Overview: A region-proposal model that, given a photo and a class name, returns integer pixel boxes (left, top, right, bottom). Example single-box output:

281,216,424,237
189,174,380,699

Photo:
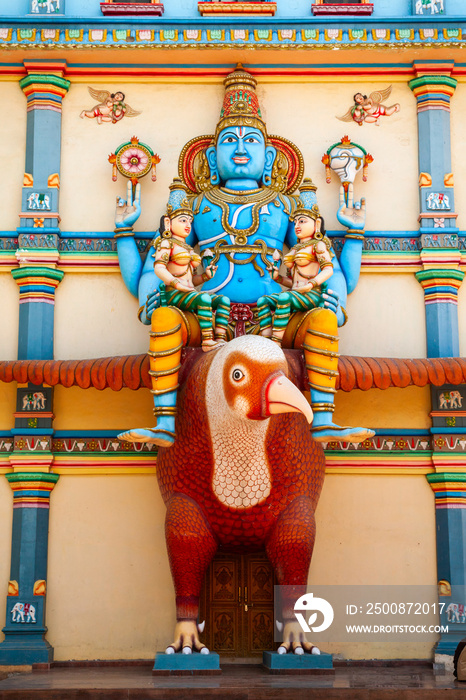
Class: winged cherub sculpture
338,87,400,127
79,87,141,124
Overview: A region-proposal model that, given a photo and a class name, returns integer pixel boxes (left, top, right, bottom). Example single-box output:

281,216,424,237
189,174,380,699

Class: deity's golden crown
215,63,267,141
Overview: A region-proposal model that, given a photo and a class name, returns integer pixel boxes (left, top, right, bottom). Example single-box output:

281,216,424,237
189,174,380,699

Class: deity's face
215,126,267,183
166,214,192,239
294,215,317,240
114,92,124,102
354,93,365,105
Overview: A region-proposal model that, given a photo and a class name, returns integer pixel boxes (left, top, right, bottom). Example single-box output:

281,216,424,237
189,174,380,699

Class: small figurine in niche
80,87,141,124
257,180,334,345
415,0,444,14
153,181,231,352
338,87,400,127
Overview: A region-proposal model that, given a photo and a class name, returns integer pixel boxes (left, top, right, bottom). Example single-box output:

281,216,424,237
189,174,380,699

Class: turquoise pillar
410,61,466,657
0,60,68,666
0,471,59,664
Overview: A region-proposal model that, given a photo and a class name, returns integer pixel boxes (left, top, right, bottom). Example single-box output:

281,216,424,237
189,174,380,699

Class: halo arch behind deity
178,133,304,195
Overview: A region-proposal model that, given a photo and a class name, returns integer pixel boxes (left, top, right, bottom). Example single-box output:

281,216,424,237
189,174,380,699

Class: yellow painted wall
340,273,427,358
60,81,418,234
53,386,153,431
53,269,428,362
263,81,418,233
0,383,16,433
54,273,148,359
0,83,26,232
335,385,431,430
0,274,19,361
44,470,436,660
0,478,13,644
52,384,431,434
311,474,437,658
0,75,435,662
60,82,224,234
46,475,174,660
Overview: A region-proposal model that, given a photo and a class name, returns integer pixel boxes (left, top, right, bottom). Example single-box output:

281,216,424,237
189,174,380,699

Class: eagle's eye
232,368,245,382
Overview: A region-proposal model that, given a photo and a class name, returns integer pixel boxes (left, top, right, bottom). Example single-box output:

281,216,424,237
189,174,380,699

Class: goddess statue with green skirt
153,179,230,352
257,180,334,345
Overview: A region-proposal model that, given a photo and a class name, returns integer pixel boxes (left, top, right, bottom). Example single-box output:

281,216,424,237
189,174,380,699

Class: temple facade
1,0,466,666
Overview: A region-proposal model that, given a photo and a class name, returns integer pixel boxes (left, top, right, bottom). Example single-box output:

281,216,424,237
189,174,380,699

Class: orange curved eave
0,352,465,392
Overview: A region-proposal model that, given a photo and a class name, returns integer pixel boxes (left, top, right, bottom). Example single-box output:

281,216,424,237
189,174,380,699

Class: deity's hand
337,184,366,231
115,181,141,230
319,287,339,316
294,282,314,294
205,264,217,280
145,290,160,321
174,279,195,292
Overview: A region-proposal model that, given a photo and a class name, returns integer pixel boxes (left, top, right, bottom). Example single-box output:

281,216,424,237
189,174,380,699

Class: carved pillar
0,467,59,664
19,60,69,235
410,61,462,359
410,61,466,658
14,60,69,361
0,61,68,666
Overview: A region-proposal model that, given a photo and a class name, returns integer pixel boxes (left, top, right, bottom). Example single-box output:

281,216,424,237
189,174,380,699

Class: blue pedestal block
0,631,53,665
263,651,334,674
152,651,221,675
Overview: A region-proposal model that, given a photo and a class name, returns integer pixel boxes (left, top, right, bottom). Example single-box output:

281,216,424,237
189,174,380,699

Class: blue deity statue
115,64,373,446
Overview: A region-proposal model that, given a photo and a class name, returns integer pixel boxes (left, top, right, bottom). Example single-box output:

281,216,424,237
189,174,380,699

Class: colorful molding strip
416,269,465,306
427,473,466,509
409,75,458,113
198,2,277,16
11,267,64,306
312,3,373,16
0,26,465,50
5,472,59,510
100,1,164,16
0,432,440,476
19,74,70,115
1,353,466,393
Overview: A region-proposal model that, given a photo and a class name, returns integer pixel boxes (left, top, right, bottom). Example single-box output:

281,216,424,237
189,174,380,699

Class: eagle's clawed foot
165,620,210,655
276,620,320,656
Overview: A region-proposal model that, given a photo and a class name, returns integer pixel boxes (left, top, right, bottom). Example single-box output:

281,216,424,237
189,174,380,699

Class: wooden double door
199,552,276,658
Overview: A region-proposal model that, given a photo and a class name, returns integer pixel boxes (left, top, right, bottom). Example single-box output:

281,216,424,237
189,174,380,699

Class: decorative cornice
311,4,374,16
100,2,164,16
0,23,465,51
416,268,465,305
5,472,59,509
0,352,465,393
198,2,277,16
427,472,466,509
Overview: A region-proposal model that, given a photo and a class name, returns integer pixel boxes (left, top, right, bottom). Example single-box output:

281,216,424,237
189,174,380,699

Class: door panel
200,551,276,657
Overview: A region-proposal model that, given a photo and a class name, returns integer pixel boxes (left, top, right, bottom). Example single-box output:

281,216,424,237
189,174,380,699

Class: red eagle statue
157,334,326,656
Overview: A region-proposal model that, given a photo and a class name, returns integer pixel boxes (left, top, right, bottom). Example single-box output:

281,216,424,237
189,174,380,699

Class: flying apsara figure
338,87,400,127
79,87,141,124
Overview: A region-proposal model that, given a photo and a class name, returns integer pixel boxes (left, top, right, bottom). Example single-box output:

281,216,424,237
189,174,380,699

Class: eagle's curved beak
264,373,313,424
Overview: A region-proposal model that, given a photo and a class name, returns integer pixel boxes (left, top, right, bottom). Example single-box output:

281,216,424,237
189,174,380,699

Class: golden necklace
204,187,279,244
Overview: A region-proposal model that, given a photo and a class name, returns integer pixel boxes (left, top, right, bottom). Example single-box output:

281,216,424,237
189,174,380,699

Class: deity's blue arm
115,182,144,299
338,237,363,295
138,245,160,325
335,189,366,295
115,237,143,299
